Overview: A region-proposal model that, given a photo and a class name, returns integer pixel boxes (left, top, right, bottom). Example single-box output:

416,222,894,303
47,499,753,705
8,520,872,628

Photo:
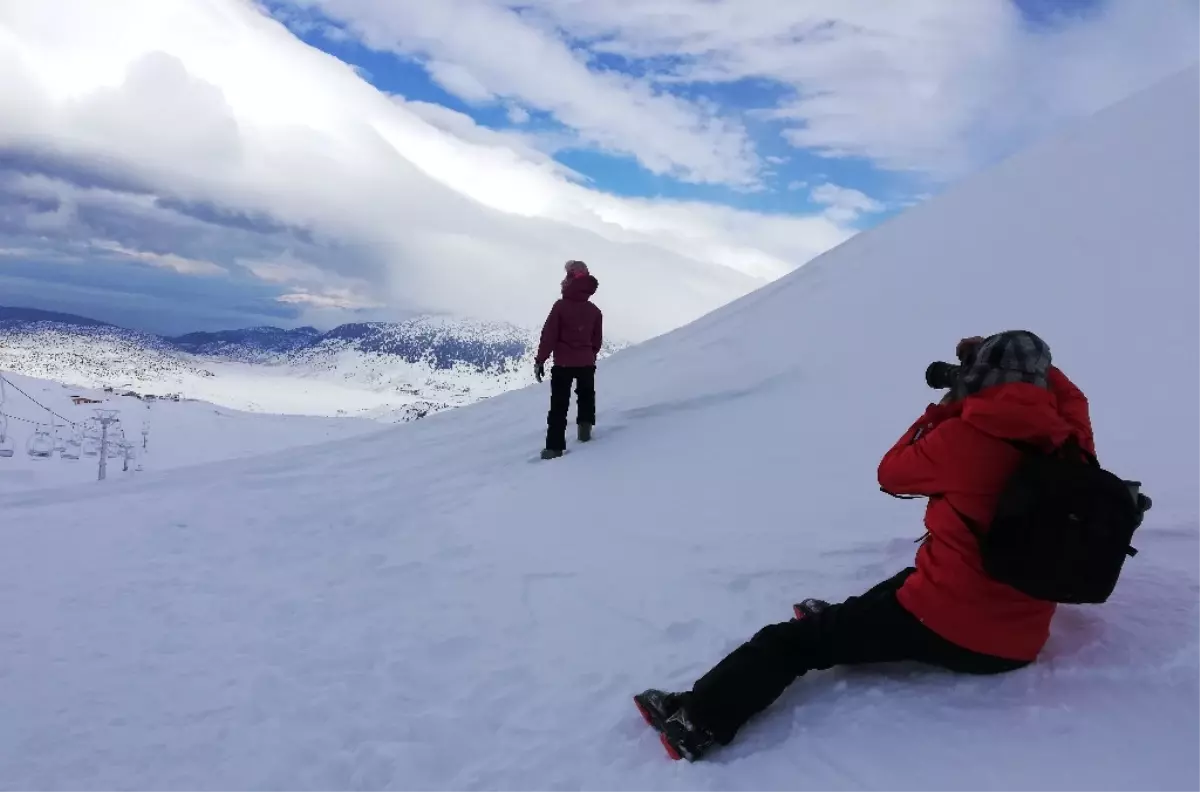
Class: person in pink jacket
535,260,603,459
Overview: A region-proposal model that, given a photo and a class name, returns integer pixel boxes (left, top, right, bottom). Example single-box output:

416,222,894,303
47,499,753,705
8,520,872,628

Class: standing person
632,330,1150,762
535,260,602,460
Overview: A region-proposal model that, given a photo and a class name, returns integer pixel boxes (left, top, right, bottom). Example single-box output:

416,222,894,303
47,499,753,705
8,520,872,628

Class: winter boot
792,598,830,621
541,448,564,460
633,689,716,762
577,423,593,442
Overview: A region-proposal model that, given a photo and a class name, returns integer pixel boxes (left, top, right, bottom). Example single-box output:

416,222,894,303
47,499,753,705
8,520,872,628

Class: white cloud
0,0,859,340
92,240,227,276
276,288,381,310
238,251,331,286
285,0,762,186
238,250,380,310
362,0,1196,180
506,103,531,125
809,182,885,224
424,59,495,103
397,97,577,176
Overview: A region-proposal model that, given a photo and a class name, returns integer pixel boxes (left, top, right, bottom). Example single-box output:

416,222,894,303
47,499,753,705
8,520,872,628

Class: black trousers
686,569,1030,745
545,365,596,451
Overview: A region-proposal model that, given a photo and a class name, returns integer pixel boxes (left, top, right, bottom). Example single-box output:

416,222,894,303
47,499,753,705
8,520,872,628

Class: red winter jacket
878,367,1095,661
535,275,603,368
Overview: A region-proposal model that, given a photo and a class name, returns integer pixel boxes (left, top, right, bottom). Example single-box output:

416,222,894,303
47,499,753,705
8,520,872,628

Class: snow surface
0,372,385,493
0,66,1197,790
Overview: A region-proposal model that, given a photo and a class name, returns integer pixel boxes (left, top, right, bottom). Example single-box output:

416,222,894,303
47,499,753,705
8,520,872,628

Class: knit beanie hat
953,330,1052,400
564,259,589,278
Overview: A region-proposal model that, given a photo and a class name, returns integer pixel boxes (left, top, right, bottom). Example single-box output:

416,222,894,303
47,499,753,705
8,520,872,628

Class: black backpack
961,438,1150,604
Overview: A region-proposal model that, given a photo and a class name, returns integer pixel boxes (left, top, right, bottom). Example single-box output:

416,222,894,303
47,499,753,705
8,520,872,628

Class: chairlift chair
82,419,101,457
0,416,12,459
61,426,83,460
27,425,55,459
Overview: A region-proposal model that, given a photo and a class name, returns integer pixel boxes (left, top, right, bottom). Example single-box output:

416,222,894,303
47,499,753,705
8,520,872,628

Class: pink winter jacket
535,275,602,367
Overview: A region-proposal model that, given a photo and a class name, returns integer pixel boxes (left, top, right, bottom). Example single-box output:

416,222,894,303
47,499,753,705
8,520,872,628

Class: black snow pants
685,568,1030,745
545,365,596,452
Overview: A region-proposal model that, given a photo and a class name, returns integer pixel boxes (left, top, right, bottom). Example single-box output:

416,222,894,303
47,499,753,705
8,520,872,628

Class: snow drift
0,66,1197,790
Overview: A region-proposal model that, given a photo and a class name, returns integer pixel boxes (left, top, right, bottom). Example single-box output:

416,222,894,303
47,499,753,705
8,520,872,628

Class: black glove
534,361,545,383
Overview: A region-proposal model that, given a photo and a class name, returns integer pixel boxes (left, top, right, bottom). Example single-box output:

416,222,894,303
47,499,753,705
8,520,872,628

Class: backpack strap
1037,435,1099,467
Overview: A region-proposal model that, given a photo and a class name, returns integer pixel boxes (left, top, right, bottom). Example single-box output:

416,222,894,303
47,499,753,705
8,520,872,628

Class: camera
925,361,961,390
925,338,982,390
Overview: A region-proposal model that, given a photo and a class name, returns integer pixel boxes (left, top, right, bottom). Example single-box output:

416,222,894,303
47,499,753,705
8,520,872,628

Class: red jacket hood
959,382,1076,451
562,275,598,301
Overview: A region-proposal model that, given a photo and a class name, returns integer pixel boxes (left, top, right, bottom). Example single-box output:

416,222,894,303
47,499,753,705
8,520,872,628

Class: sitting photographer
634,330,1111,761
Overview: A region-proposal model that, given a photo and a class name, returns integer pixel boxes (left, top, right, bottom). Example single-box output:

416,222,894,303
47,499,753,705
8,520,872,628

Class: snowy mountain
168,325,323,359
0,308,625,421
0,65,1196,790
165,315,553,370
0,306,117,328
0,309,209,387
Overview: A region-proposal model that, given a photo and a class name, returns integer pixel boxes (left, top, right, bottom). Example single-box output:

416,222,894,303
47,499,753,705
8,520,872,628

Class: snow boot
792,598,830,621
577,423,593,443
633,689,716,762
541,448,564,460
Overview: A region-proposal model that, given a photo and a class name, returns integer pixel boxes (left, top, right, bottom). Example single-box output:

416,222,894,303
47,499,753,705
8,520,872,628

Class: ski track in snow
0,67,1198,790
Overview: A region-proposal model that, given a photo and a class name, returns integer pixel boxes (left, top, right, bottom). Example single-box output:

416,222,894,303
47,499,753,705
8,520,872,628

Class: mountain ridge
0,304,627,421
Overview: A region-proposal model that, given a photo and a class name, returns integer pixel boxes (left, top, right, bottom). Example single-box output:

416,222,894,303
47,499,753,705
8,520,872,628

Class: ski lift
62,433,82,460
0,415,12,458
120,439,136,472
107,427,126,458
82,421,101,457
61,426,83,460
27,424,55,459
53,424,67,453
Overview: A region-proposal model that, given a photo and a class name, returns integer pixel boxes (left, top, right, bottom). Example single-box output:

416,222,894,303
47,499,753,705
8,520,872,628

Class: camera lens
925,361,960,390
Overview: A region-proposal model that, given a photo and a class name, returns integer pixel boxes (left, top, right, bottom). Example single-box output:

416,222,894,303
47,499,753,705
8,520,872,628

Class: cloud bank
0,0,856,338
0,0,1194,337
293,0,1197,178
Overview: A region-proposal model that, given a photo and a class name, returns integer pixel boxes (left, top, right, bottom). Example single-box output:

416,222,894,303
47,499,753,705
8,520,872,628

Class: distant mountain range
0,306,562,370
0,306,118,328
0,306,627,421
169,325,323,358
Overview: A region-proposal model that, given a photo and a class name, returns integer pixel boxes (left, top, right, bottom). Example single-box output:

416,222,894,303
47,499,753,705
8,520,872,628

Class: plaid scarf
952,330,1052,400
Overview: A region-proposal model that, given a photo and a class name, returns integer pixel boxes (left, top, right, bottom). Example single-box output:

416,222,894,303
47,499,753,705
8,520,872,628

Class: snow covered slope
0,66,1197,790
0,372,385,493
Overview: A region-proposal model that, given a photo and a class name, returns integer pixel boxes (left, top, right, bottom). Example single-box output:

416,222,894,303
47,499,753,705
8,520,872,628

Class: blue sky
272,3,914,219
0,0,1195,337
266,0,1121,217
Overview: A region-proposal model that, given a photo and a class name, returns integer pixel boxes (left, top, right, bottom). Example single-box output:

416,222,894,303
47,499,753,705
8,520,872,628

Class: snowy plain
0,65,1197,790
